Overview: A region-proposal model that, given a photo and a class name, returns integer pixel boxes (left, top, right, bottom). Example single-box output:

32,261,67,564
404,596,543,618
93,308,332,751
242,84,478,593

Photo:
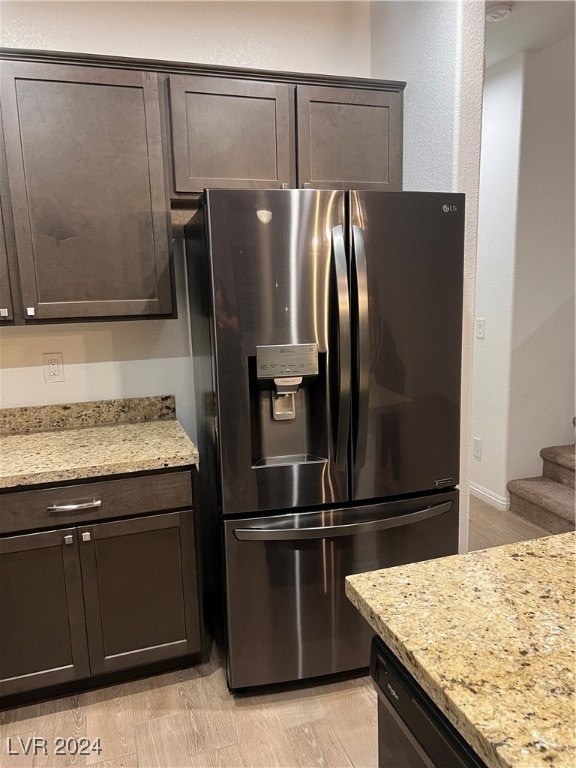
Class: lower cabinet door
0,528,90,696
78,511,201,675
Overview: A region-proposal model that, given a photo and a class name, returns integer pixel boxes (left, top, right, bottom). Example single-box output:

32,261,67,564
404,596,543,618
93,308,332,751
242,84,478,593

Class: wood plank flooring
0,665,377,768
1,500,550,768
467,494,548,551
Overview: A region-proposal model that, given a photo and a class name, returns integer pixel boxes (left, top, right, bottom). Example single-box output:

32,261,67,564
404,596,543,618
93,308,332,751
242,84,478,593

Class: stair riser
542,459,575,489
509,492,575,535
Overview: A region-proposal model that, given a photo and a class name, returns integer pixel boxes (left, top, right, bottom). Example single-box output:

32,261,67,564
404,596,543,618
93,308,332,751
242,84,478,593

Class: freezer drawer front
223,490,458,689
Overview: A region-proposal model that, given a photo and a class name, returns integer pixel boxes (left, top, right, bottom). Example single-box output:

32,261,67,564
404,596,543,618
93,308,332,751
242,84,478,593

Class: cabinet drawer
0,471,192,535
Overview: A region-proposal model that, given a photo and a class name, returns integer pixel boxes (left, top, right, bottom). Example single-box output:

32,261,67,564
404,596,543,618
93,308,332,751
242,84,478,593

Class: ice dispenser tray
250,344,327,468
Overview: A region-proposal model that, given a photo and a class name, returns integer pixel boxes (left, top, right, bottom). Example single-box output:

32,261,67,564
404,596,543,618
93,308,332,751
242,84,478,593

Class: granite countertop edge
345,533,575,768
0,418,199,490
345,580,501,767
0,453,198,490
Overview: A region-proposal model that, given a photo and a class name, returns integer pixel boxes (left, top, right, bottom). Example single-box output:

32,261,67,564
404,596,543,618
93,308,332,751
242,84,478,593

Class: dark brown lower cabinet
0,528,89,696
80,511,200,675
0,510,201,698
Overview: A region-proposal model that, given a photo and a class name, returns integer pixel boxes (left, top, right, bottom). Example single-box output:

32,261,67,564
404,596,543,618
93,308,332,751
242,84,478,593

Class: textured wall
472,35,575,504
472,54,525,506
370,0,457,192
0,1,371,437
370,1,486,550
508,35,575,480
0,1,371,76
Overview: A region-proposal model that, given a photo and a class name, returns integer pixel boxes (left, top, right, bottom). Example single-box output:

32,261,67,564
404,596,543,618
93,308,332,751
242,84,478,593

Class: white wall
472,35,575,505
0,1,371,77
0,241,199,434
471,53,525,506
370,1,486,551
508,34,575,479
0,1,372,438
371,0,457,191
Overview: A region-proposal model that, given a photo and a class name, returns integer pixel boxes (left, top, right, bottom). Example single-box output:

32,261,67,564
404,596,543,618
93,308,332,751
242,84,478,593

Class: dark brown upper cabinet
0,62,173,321
169,75,292,194
296,85,403,191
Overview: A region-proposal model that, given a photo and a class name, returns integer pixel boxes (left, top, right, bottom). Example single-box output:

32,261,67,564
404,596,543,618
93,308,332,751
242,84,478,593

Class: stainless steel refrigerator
186,189,464,690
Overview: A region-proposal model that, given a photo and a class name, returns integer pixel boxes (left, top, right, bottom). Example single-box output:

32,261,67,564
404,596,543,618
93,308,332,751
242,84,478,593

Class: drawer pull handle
47,500,102,514
63,534,74,546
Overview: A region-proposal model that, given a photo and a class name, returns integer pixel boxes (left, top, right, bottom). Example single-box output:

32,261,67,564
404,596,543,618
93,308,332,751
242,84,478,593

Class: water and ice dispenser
249,343,327,467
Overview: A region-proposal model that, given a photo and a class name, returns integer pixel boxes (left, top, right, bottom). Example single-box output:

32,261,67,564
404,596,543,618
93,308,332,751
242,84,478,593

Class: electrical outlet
472,437,482,459
475,318,485,339
42,353,65,383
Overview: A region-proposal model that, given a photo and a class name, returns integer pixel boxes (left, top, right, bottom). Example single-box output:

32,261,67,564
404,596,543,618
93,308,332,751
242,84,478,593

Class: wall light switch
475,318,485,339
42,352,65,383
472,437,482,459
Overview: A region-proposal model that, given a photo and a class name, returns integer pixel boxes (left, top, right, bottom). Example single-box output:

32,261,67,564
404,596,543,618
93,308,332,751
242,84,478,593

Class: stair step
507,476,575,534
540,444,575,489
540,444,575,469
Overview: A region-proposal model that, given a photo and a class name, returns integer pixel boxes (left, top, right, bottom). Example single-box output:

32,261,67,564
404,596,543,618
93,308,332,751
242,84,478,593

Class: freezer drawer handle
233,500,452,541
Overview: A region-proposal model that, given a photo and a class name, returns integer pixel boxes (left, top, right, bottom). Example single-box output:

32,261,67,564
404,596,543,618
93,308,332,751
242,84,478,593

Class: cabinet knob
64,534,74,546
0,308,9,317
26,307,36,316
81,531,91,543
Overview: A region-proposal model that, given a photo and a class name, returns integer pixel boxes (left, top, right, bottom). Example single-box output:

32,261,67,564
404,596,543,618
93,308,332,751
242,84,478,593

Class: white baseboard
470,482,509,511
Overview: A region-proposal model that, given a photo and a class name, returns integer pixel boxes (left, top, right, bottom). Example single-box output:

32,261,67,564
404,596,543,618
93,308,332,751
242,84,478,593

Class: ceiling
484,0,575,68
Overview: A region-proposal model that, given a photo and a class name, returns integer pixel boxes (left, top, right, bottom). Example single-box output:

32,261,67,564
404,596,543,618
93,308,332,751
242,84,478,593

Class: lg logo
443,204,458,213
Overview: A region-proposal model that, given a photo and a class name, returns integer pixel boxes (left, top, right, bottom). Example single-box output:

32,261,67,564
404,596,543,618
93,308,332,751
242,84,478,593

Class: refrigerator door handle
331,225,351,471
233,501,452,541
352,224,370,470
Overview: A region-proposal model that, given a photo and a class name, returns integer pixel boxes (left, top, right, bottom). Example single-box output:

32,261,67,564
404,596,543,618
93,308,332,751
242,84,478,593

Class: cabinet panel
0,62,173,319
79,511,201,675
170,75,291,193
0,204,13,322
0,528,89,696
296,85,403,190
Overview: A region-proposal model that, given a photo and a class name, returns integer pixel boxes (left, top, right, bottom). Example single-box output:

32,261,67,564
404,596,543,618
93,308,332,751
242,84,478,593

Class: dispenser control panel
256,344,318,379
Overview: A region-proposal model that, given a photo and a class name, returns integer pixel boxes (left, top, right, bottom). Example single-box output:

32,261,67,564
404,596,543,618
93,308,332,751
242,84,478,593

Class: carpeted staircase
507,444,575,534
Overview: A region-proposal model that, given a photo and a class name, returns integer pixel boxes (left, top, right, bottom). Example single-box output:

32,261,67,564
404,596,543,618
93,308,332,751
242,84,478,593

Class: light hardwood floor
0,500,549,768
467,494,548,551
0,661,377,768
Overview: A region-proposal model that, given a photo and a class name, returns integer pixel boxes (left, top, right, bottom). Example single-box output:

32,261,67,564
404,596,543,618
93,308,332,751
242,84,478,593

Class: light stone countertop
345,532,575,768
0,397,198,489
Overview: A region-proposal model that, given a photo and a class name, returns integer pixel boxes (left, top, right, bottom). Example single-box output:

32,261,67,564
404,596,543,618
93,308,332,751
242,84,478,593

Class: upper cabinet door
169,75,292,194
0,62,173,320
0,204,14,323
296,85,403,191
